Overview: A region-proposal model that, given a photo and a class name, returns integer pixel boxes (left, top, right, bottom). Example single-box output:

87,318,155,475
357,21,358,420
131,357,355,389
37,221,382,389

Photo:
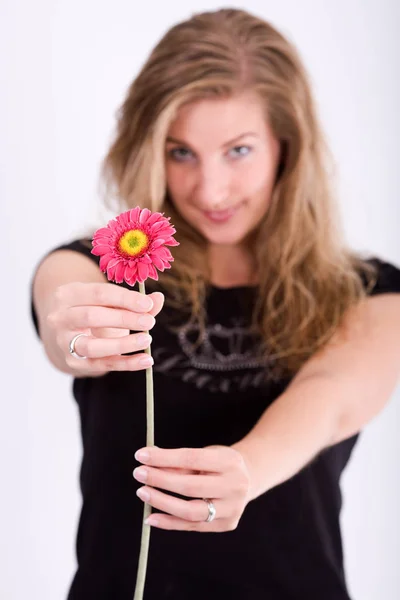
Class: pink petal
150,238,165,250
99,253,114,271
92,237,114,247
164,237,179,247
148,264,159,280
164,225,177,234
151,226,176,239
93,227,113,239
139,208,151,224
137,261,150,282
114,261,127,283
150,253,165,271
106,257,122,269
107,262,119,281
139,254,152,264
118,211,131,228
129,207,141,223
107,219,119,233
125,264,138,283
149,220,170,234
146,212,163,226
92,244,114,256
156,247,173,261
125,276,138,287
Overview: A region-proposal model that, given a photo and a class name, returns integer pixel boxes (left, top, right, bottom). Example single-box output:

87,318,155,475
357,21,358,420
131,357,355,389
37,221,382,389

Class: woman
31,8,400,600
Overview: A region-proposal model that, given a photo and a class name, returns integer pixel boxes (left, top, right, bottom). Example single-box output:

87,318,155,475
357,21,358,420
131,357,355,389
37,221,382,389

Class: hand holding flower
47,283,163,375
134,445,252,532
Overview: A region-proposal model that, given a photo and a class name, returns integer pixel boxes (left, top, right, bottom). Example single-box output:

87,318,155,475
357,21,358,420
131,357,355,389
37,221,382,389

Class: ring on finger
202,498,217,523
69,333,89,359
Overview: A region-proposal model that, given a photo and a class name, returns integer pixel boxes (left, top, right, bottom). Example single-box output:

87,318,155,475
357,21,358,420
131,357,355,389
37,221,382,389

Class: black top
31,240,400,600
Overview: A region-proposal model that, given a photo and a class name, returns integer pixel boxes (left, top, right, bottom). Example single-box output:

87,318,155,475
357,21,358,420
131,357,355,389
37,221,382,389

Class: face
165,91,281,247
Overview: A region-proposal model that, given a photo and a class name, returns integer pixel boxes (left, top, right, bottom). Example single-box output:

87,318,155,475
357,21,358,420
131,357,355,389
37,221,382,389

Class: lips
203,203,242,223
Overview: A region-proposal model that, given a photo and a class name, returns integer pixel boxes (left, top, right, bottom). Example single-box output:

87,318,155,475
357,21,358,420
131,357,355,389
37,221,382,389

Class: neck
207,243,258,288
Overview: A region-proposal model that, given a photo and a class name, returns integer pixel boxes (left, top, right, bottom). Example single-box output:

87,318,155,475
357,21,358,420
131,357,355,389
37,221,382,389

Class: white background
1,1,399,598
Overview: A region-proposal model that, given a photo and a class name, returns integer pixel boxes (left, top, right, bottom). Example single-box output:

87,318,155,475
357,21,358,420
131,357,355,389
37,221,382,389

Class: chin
199,227,249,246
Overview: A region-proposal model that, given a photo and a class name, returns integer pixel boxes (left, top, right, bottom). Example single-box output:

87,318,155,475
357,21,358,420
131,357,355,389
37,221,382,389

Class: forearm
233,296,400,501
233,374,341,501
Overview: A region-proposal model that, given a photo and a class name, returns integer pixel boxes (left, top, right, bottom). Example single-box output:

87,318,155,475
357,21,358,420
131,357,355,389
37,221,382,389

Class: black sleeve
54,238,98,264
364,257,400,296
30,238,98,337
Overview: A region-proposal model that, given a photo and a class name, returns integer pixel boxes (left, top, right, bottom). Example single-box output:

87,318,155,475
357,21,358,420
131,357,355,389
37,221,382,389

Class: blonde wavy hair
100,8,376,379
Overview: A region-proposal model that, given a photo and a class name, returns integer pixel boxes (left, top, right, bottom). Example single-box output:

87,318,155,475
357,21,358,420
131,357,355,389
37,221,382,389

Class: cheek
166,165,193,202
165,164,179,194
236,157,275,200
165,167,195,220
166,160,193,184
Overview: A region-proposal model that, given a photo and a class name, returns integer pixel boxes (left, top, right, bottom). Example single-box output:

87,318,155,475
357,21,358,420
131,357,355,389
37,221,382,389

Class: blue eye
229,145,252,158
168,147,194,162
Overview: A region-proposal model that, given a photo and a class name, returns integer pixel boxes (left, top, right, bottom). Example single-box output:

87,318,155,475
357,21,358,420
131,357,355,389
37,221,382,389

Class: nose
193,161,231,210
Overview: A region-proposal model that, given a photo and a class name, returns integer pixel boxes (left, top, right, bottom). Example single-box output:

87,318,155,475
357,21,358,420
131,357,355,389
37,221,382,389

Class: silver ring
202,498,216,523
69,333,89,359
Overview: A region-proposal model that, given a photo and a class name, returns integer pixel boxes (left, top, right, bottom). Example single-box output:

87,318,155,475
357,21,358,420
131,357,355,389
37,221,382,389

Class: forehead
167,91,268,142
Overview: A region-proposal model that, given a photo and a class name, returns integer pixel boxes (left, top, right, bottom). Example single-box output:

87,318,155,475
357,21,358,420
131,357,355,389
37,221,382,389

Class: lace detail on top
152,312,272,393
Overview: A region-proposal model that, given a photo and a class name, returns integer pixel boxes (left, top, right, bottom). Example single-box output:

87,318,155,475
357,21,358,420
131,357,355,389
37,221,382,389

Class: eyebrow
165,132,258,147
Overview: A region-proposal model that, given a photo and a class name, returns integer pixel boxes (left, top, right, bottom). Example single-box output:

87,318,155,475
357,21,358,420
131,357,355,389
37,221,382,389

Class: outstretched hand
133,445,252,532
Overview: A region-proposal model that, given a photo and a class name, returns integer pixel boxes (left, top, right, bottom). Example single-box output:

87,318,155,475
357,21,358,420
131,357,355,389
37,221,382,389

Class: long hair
100,8,376,379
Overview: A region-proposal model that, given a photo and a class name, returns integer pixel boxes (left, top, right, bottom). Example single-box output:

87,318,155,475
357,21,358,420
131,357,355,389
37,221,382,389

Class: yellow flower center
118,229,148,256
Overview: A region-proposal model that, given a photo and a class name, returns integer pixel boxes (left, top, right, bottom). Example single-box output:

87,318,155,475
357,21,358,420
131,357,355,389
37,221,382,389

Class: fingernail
139,356,154,367
136,487,150,502
133,467,148,482
137,333,152,345
138,315,154,328
145,516,159,526
137,296,153,310
135,449,150,462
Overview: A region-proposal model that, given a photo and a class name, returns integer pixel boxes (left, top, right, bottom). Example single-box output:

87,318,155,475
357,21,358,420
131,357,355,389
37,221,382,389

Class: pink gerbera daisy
91,207,179,285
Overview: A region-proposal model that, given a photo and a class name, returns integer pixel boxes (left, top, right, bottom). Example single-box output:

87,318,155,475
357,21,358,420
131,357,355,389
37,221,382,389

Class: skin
131,94,400,531
33,251,165,377
165,91,281,287
34,93,400,534
135,293,400,530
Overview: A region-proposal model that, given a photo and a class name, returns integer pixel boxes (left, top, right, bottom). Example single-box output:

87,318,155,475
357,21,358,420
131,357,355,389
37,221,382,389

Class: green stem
133,280,154,600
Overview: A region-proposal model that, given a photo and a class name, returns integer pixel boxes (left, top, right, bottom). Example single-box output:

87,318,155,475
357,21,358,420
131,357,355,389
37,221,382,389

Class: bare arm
32,249,164,377
233,294,400,500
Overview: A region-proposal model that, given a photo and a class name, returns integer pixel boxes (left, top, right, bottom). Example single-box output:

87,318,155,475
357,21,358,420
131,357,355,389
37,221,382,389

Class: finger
67,331,152,359
84,293,164,338
147,292,165,317
55,282,155,313
162,467,195,475
65,350,154,373
136,486,221,522
90,327,131,338
132,466,224,498
143,513,228,533
61,306,155,332
134,446,235,474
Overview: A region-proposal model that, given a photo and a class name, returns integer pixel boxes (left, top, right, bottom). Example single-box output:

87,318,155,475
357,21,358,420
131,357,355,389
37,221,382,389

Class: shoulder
50,237,98,264
360,257,400,296
33,237,100,278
